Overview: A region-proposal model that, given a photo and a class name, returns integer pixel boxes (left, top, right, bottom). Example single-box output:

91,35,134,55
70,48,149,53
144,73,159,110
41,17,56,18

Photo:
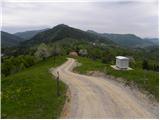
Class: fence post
104,67,106,73
57,71,60,96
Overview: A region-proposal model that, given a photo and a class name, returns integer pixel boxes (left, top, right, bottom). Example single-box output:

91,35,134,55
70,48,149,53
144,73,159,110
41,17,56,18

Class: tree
50,45,61,56
102,52,114,64
2,55,37,77
2,59,13,76
153,64,159,72
142,59,149,70
88,47,103,60
34,43,50,60
23,55,35,67
79,49,88,56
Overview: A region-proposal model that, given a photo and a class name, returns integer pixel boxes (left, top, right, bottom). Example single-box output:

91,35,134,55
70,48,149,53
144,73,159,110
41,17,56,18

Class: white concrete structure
116,56,129,69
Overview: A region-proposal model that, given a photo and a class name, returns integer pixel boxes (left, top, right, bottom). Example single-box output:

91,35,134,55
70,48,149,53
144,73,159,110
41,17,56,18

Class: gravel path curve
51,58,158,119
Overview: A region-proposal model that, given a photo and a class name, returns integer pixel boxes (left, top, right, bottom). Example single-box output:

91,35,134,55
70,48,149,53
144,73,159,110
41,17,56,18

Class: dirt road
51,58,158,119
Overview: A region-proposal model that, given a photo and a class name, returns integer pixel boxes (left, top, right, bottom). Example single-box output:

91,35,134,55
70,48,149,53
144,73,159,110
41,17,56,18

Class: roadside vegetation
1,56,67,118
74,56,159,100
2,55,37,77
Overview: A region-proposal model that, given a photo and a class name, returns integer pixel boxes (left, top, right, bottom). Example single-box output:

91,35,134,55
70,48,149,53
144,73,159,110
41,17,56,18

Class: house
69,51,78,56
116,56,129,69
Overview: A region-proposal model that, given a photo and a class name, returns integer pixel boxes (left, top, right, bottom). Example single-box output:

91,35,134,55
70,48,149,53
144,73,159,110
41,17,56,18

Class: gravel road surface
51,58,158,119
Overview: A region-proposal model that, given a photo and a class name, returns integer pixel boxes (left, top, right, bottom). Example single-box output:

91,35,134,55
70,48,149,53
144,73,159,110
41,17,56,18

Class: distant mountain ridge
14,28,49,40
2,24,158,49
23,24,113,46
1,31,24,48
87,30,158,48
102,33,154,48
143,38,159,44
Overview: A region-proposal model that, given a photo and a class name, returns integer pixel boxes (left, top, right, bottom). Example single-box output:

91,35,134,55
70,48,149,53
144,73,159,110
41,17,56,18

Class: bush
2,55,37,77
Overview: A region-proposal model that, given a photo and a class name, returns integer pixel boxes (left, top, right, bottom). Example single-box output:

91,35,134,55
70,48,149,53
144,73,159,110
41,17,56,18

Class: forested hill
2,24,159,51
87,30,157,48
1,31,24,48
14,28,49,40
143,38,159,44
102,33,154,48
23,24,114,46
2,24,158,49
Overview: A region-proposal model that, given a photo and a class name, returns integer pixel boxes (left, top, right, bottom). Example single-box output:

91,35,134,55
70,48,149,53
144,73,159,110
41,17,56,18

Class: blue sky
1,0,159,38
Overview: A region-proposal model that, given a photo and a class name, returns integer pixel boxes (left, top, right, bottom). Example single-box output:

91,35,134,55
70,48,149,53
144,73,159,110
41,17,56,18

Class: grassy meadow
1,56,67,118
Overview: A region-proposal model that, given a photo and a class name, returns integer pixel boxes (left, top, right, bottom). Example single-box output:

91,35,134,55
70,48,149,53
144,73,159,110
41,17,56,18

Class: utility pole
56,71,60,96
143,51,148,86
143,69,148,85
104,67,107,73
143,70,146,85
54,45,56,65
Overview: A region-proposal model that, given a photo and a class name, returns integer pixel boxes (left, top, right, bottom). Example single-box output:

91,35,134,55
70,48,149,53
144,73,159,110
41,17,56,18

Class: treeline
2,41,158,77
142,59,159,72
71,43,159,72
2,55,37,77
1,43,62,77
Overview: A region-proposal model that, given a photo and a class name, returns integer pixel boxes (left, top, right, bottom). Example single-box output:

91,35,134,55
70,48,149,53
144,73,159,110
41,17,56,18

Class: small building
69,51,78,56
116,56,129,69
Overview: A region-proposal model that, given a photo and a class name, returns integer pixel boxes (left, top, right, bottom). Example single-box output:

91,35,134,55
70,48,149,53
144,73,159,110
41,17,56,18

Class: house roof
116,56,129,60
69,51,78,56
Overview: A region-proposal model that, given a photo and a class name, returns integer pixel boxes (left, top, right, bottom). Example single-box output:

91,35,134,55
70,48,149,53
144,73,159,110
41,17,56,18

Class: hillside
23,24,114,46
143,38,159,44
14,28,49,40
9,24,157,49
1,31,24,48
87,30,156,48
101,33,154,48
1,56,67,118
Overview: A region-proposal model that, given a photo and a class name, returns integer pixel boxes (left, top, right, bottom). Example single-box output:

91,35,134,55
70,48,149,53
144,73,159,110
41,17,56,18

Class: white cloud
2,0,158,37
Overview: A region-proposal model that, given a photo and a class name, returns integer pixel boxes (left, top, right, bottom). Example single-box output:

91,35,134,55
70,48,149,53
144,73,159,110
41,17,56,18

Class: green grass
74,56,159,100
74,57,106,74
1,56,67,118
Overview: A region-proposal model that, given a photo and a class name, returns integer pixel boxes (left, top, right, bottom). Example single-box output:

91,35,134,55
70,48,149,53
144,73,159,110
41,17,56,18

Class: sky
1,0,159,38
